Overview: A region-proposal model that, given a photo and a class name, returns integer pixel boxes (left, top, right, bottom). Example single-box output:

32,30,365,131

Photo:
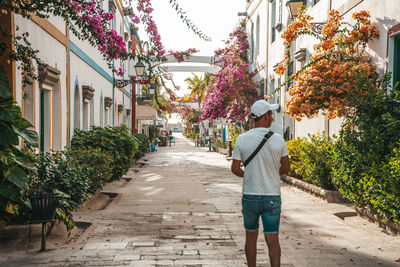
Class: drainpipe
67,26,71,146
324,0,332,138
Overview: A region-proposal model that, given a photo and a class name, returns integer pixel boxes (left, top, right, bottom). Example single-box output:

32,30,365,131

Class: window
250,22,255,61
83,102,88,130
256,16,260,57
313,0,320,6
393,35,400,89
260,80,265,97
271,1,276,43
286,61,294,91
73,85,80,130
100,96,104,127
269,79,275,104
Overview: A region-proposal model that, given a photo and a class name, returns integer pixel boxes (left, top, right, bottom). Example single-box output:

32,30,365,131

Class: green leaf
4,165,28,190
12,118,38,146
0,66,12,98
0,184,22,203
0,123,19,145
11,147,32,168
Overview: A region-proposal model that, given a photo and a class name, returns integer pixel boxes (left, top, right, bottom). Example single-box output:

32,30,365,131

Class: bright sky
137,0,245,122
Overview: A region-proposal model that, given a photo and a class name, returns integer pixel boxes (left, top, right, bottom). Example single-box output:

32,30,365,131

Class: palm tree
184,73,211,110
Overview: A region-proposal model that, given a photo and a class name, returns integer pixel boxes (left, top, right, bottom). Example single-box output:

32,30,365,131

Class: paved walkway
1,133,399,266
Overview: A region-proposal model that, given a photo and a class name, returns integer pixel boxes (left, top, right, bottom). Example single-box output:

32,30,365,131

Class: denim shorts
241,195,281,234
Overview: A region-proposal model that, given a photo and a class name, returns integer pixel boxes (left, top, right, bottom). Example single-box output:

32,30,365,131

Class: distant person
231,100,290,267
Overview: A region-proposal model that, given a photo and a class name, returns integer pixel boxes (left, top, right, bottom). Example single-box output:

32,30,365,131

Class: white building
244,0,400,139
3,0,148,152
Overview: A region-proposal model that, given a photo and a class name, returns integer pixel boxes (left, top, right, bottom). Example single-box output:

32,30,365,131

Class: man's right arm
231,159,244,177
279,155,290,175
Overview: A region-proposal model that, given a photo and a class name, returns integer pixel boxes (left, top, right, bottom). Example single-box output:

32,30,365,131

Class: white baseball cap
250,100,279,119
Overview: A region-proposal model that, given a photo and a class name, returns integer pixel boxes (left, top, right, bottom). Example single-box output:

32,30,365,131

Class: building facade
2,0,147,152
244,0,400,139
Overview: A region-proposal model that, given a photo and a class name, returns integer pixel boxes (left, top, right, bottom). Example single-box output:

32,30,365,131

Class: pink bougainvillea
168,48,199,62
135,0,166,60
200,28,258,122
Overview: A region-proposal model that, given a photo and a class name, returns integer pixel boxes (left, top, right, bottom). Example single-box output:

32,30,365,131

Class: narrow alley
1,134,399,266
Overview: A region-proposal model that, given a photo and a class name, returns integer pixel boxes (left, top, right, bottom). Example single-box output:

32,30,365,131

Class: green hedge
133,133,149,159
287,84,400,225
331,87,400,225
71,125,138,181
286,132,335,190
23,125,151,232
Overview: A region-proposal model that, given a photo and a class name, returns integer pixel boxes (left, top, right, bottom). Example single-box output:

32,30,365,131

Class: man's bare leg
264,233,281,267
245,230,258,267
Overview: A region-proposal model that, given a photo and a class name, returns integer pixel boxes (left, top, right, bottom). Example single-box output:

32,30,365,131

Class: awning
136,104,158,120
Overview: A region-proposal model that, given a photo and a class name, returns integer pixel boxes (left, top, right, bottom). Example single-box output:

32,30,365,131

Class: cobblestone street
1,134,399,266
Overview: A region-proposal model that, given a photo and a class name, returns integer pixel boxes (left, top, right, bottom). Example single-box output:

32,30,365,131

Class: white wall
14,14,68,150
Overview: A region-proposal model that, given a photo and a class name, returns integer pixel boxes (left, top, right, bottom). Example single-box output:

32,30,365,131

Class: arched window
22,78,34,126
250,21,255,61
52,82,61,150
90,98,95,127
100,96,104,127
73,85,80,130
256,16,260,57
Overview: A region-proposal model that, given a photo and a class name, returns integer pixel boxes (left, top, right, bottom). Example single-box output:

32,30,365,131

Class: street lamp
114,61,149,88
137,84,156,102
286,0,326,34
286,0,305,20
149,84,155,96
134,61,145,77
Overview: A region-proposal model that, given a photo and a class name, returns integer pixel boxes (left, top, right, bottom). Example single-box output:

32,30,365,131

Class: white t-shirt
232,127,289,195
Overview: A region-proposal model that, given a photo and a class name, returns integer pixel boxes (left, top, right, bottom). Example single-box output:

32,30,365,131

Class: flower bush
276,8,379,120
200,28,258,122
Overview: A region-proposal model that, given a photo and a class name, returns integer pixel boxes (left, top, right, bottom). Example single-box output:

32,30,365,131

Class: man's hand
231,159,244,177
279,155,290,175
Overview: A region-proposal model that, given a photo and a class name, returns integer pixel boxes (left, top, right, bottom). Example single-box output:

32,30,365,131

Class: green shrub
27,151,91,232
68,148,114,193
132,133,149,159
331,76,400,225
286,137,310,179
286,133,335,190
71,125,138,181
230,125,241,150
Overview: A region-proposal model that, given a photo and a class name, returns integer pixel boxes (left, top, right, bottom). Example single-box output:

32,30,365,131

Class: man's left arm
231,159,244,177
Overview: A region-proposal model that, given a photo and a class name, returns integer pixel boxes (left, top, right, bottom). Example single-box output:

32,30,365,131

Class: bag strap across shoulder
243,131,274,167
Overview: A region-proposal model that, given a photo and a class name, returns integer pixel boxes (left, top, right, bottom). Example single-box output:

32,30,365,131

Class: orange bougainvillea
276,7,379,120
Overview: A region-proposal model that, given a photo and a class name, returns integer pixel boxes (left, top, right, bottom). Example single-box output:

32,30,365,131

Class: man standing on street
231,100,290,267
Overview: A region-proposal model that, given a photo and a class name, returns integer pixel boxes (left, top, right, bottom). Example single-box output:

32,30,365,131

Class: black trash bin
29,193,60,251
30,193,60,223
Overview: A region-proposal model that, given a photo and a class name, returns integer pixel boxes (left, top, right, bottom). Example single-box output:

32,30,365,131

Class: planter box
281,175,345,203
